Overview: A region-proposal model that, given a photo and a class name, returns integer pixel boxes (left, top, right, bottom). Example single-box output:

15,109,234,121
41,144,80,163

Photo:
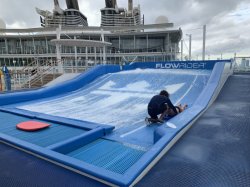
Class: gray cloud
141,0,248,25
0,0,249,58
0,0,52,27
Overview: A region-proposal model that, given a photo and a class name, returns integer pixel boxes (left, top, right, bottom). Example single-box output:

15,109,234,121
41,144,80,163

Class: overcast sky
0,0,250,59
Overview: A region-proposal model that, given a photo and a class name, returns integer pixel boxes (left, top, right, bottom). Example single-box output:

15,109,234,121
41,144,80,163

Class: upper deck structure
101,0,141,27
36,0,88,27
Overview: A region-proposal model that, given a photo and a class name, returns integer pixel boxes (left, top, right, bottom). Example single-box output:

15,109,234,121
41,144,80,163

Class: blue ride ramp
16,69,211,134
0,60,233,186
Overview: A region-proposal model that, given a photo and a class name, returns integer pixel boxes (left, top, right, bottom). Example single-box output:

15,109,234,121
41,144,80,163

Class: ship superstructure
101,0,141,27
36,0,88,27
0,0,182,78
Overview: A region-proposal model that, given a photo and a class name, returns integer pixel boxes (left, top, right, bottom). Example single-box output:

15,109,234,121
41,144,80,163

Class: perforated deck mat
137,74,250,187
0,142,108,187
66,139,145,174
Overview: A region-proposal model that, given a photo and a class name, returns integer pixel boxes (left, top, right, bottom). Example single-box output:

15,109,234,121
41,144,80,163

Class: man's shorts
148,106,158,119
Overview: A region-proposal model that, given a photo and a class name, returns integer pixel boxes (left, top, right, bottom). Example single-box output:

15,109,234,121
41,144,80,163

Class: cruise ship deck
1,0,250,186
1,60,248,186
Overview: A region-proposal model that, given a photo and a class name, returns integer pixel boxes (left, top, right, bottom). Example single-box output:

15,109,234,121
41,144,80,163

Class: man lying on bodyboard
146,90,187,125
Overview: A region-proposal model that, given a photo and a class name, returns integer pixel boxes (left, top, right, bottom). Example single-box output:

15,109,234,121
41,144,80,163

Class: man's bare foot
183,104,188,109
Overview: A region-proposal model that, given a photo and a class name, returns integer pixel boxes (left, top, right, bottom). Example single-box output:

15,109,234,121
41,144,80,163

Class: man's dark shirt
147,95,177,118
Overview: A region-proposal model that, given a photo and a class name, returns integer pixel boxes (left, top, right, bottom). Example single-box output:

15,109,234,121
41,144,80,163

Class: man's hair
160,90,169,97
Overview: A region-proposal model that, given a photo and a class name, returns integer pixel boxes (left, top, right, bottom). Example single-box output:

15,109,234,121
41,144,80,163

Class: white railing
20,59,60,89
234,57,250,73
10,59,102,90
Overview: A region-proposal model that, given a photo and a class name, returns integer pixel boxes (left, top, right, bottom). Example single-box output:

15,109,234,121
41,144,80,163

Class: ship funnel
128,0,133,12
54,0,60,7
66,0,79,10
105,0,117,8
53,0,64,14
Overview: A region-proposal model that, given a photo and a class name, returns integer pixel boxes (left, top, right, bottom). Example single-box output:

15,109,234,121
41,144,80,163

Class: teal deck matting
67,139,146,174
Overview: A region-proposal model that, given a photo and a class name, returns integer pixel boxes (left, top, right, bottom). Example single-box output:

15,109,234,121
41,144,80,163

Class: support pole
189,35,192,60
101,29,106,64
94,47,97,66
5,38,8,54
74,36,78,72
186,34,192,61
202,25,206,61
56,25,63,73
103,45,106,64
85,47,88,69
181,39,183,61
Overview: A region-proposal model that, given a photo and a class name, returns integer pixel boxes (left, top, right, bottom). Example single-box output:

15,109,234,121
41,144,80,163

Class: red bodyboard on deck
16,121,50,131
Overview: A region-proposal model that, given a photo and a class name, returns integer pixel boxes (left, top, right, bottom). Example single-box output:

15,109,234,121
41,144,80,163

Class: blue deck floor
1,73,249,186
0,142,108,187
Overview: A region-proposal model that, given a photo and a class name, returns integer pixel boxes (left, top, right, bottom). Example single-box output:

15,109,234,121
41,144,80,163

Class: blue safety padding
0,112,87,147
49,127,105,154
0,107,114,133
123,60,231,71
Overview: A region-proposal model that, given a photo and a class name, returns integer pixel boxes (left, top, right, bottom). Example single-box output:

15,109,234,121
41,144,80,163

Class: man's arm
159,109,168,120
166,98,178,114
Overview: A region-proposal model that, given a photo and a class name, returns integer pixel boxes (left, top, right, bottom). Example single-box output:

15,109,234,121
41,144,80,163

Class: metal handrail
20,59,39,72
21,59,60,88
